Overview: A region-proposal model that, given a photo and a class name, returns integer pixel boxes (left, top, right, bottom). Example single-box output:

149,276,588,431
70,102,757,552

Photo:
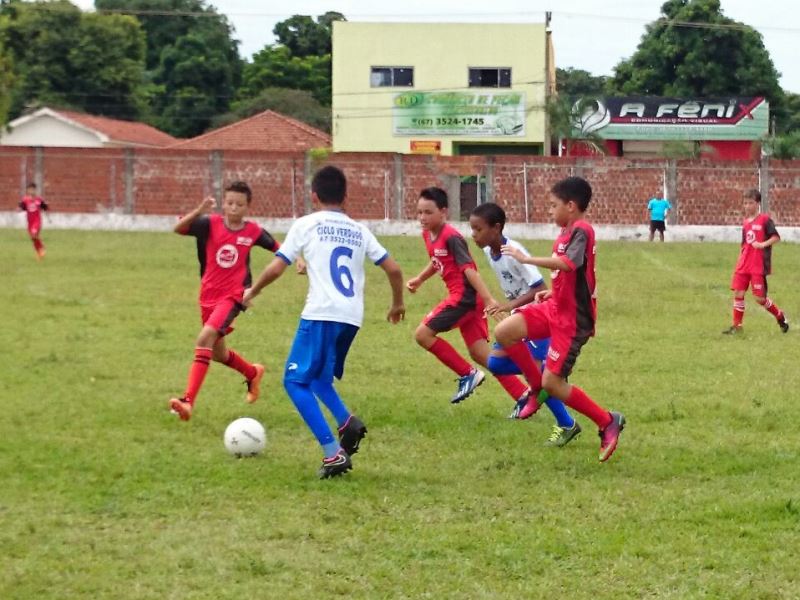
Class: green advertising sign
393,91,526,137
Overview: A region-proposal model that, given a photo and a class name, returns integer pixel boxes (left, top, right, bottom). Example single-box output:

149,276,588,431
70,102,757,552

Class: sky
74,0,800,92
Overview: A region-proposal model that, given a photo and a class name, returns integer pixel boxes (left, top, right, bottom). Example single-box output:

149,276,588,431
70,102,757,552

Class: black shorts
650,220,666,233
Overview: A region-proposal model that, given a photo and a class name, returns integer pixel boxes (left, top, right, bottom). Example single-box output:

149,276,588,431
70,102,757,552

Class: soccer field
2,229,799,599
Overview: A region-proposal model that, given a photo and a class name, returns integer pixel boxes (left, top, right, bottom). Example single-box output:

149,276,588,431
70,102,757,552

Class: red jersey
184,214,279,306
548,220,597,336
423,224,478,305
734,213,778,276
19,195,48,229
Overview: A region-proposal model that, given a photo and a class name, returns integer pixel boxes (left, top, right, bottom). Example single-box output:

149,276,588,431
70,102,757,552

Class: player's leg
284,320,351,478
310,323,367,456
465,321,526,405
542,332,624,462
649,221,656,242
658,221,665,242
753,276,788,332
416,302,481,402
209,300,265,402
724,273,748,333
494,305,549,406
169,322,219,421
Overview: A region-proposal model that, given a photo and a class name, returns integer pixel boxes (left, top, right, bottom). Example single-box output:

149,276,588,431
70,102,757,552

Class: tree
556,67,608,100
0,0,146,120
608,0,786,127
0,33,14,125
212,87,331,133
272,11,343,58
95,0,242,136
240,46,331,106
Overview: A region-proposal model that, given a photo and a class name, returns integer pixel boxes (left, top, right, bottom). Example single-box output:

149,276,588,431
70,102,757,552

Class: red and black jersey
423,224,478,306
184,214,279,306
19,195,48,228
735,213,779,276
549,220,597,337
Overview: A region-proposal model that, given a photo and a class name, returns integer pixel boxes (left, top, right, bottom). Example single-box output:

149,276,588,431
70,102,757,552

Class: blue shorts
492,338,550,362
284,319,360,385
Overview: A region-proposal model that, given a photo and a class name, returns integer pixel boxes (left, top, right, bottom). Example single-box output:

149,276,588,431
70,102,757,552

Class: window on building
469,68,512,88
370,66,414,87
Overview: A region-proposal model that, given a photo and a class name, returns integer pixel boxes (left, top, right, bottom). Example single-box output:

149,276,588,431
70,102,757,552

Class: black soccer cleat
338,415,367,456
778,316,789,334
318,449,352,479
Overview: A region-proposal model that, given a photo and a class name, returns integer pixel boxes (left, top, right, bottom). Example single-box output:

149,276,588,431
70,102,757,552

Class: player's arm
243,256,289,305
500,245,571,272
379,257,406,323
753,234,780,249
174,196,215,234
40,200,49,211
500,280,548,312
463,267,500,313
406,262,437,293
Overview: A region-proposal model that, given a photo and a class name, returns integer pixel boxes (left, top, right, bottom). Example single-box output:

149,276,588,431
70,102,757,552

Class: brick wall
2,146,800,226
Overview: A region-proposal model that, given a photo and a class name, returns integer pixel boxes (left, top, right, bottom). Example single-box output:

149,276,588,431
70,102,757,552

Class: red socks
563,385,612,429
763,298,784,321
733,299,745,327
183,347,212,404
495,374,529,401
224,349,257,381
503,341,543,391
428,338,472,377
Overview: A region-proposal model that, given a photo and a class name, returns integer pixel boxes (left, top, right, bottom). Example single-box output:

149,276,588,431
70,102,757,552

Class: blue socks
285,379,353,458
311,379,350,426
543,398,575,428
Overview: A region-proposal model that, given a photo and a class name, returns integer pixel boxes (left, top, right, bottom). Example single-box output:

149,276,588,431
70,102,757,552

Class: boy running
19,182,48,259
407,187,529,407
495,176,625,462
469,202,581,447
243,166,405,479
169,181,281,421
723,188,788,334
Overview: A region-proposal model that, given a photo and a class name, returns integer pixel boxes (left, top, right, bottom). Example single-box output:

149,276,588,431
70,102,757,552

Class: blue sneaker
451,369,485,404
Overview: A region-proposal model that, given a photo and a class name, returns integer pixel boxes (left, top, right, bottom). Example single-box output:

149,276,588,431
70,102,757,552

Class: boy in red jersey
19,183,49,259
169,181,282,421
723,188,788,334
496,176,625,462
407,187,529,406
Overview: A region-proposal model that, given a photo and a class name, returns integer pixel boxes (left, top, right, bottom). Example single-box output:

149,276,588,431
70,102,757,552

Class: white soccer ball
223,417,266,457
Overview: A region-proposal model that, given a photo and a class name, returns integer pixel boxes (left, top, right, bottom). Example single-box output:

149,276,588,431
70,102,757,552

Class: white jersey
277,210,389,327
483,237,545,300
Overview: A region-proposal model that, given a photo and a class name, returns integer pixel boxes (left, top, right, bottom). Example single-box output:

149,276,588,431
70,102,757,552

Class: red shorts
731,272,767,298
27,223,41,238
424,299,488,347
517,302,589,378
200,298,243,336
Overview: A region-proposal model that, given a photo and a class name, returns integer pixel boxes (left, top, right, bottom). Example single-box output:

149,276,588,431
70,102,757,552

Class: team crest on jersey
434,248,448,257
556,243,567,254
751,224,762,231
216,244,239,268
236,236,253,246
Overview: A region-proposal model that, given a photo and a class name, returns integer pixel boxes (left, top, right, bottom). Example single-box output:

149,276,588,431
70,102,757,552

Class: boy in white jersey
469,203,581,447
244,166,405,479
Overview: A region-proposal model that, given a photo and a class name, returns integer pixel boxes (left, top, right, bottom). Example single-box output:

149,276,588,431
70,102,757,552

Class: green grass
2,229,800,599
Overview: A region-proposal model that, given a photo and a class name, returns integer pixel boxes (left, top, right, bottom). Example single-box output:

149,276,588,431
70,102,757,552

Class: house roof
170,110,330,152
52,109,178,147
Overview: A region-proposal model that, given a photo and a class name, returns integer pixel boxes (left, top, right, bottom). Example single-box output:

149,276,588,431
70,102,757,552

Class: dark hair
471,202,506,228
225,180,252,203
744,188,762,203
420,186,448,209
26,182,36,190
312,165,347,204
551,176,592,211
